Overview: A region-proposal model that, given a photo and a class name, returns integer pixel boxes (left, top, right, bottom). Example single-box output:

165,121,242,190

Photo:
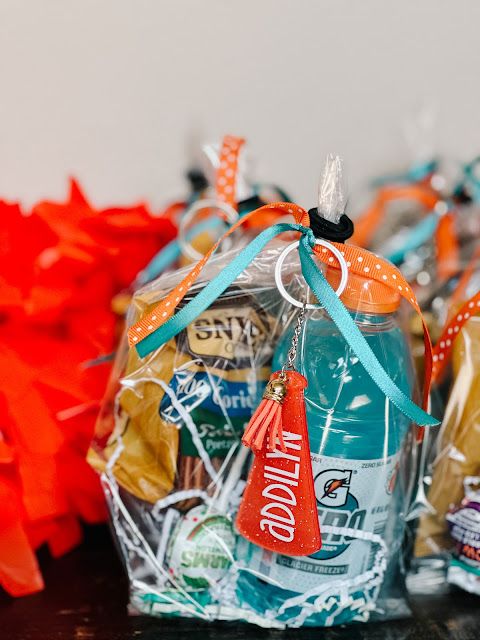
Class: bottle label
243,452,399,592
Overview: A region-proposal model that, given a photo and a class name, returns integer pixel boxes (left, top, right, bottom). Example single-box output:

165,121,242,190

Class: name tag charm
236,370,321,556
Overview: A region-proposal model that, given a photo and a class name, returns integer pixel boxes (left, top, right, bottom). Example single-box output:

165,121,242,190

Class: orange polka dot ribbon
127,201,434,416
316,241,433,418
431,290,480,382
215,135,245,210
128,202,309,346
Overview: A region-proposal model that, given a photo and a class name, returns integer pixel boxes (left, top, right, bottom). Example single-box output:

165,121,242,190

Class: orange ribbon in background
215,135,245,210
353,183,460,283
352,184,439,248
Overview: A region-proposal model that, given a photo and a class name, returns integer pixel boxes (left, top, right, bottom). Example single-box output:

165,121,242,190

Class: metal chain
280,303,307,379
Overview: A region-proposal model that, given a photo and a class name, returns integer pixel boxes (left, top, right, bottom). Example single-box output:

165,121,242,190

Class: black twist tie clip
308,207,354,244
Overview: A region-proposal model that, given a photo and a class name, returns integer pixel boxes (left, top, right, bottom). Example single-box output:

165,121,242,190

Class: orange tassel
242,374,287,453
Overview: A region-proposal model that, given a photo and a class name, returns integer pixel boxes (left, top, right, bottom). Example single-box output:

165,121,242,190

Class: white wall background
0,0,479,212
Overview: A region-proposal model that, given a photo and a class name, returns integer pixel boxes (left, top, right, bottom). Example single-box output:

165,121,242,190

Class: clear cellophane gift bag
412,275,480,595
89,182,438,628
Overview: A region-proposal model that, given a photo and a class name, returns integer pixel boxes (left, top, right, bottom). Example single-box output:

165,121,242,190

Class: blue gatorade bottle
236,269,415,626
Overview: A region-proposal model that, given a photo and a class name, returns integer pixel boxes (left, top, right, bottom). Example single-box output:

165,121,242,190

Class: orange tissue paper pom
0,180,177,596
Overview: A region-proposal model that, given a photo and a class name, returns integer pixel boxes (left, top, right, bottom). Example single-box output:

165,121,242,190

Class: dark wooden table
1,526,479,640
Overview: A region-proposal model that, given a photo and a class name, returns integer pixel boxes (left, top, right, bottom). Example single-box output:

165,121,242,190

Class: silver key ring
178,198,239,262
274,239,349,309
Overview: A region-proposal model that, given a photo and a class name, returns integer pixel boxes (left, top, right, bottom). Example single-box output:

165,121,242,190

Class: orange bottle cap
326,266,401,315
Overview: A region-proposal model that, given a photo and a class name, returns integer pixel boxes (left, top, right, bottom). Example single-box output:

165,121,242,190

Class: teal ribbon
135,223,439,427
136,190,290,286
136,217,225,286
136,222,297,356
386,212,439,265
297,241,438,426
371,159,438,188
252,183,291,203
454,156,480,203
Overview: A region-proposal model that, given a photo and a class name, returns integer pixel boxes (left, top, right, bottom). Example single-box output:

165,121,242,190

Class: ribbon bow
128,203,439,428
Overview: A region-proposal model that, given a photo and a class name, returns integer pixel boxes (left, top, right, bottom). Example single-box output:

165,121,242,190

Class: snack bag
89,159,438,628
415,292,480,558
89,277,281,503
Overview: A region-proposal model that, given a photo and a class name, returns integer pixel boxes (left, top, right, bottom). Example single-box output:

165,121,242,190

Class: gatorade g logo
316,469,352,508
312,467,366,560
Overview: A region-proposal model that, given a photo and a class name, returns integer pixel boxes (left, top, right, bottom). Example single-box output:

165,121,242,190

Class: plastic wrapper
89,238,291,624
415,314,480,559
89,200,432,628
352,155,480,329
405,279,480,601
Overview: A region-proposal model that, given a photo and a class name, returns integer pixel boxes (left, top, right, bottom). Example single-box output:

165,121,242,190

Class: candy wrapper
0,181,176,596
446,477,480,595
90,159,438,628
